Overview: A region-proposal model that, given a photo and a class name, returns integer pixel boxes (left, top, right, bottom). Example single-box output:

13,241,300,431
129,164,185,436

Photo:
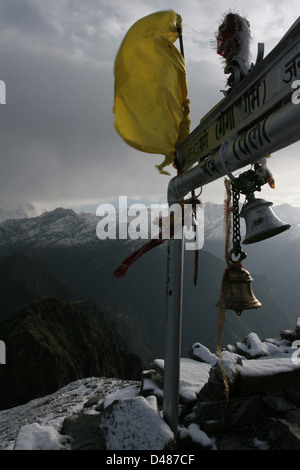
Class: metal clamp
219,138,237,181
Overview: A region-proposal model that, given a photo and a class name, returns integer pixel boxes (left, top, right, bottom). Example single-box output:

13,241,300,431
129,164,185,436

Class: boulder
267,418,300,450
196,394,264,432
234,332,278,359
98,396,175,450
189,343,218,366
198,351,242,399
14,423,67,450
62,413,101,450
235,358,300,395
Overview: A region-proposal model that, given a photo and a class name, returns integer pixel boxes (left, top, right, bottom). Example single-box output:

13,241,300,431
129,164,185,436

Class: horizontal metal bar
176,16,300,172
169,99,300,204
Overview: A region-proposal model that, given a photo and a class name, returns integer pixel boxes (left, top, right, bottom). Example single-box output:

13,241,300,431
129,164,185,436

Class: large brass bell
240,195,291,245
217,261,262,315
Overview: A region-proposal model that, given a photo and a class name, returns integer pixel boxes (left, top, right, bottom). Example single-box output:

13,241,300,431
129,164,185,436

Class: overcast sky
0,0,299,212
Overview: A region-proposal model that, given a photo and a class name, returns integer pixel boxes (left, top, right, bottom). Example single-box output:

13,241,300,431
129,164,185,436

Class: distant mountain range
0,202,299,369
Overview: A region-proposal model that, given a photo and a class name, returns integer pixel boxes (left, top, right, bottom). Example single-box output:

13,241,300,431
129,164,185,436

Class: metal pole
163,234,184,441
162,19,186,442
169,99,300,204
162,97,300,439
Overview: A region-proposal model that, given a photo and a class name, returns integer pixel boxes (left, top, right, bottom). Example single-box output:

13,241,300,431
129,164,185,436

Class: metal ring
229,248,247,264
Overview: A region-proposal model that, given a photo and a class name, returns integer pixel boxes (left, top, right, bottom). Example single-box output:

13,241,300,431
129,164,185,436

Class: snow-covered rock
190,342,218,366
0,377,140,450
1,322,300,450
98,396,175,450
13,423,66,450
153,358,212,403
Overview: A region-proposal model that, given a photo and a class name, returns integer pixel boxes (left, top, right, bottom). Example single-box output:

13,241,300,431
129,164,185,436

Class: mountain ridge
0,296,143,410
0,204,298,363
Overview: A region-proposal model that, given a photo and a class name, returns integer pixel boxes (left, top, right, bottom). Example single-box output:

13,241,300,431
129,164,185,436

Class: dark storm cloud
0,0,299,210
0,0,174,209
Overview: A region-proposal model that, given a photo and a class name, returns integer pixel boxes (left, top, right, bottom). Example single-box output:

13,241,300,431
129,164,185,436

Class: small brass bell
217,262,262,315
240,196,291,245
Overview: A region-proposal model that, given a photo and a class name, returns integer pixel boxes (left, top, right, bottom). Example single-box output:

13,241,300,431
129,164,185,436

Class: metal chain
231,183,247,263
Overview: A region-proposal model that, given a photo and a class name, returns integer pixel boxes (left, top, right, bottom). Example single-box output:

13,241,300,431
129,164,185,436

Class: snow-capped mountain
0,201,299,251
1,205,300,451
0,203,299,369
0,208,99,249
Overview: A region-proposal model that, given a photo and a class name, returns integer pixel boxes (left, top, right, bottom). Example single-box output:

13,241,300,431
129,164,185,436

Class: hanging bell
240,196,291,245
217,262,262,315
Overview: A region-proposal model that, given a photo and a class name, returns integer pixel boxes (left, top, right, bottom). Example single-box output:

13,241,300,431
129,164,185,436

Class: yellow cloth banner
113,10,190,175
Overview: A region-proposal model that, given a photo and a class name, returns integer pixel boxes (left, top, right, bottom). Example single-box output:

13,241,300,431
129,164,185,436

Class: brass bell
240,196,291,245
217,263,262,315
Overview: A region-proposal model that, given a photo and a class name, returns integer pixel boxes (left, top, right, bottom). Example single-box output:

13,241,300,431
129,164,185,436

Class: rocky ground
1,318,300,451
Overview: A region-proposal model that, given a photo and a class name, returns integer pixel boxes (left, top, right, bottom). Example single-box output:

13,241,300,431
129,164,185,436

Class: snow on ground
179,423,212,448
0,377,140,450
154,358,212,402
1,329,300,450
240,357,300,377
103,384,140,409
13,423,65,450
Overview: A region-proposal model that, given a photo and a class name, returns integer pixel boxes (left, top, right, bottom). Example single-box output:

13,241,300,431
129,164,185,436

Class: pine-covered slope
0,297,143,410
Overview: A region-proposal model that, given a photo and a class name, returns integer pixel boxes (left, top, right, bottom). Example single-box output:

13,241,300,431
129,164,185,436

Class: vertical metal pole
163,14,185,443
163,234,184,441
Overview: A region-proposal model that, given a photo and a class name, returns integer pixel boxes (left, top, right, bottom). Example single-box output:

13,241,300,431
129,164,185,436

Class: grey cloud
0,0,299,211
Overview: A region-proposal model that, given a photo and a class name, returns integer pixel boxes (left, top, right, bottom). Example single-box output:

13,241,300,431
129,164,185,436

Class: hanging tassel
216,178,232,401
114,236,167,278
114,202,184,278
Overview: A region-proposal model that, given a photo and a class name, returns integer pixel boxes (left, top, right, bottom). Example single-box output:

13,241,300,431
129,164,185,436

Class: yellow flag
113,10,190,175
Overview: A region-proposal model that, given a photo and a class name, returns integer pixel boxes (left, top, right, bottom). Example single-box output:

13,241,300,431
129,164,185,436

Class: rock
198,351,242,399
189,343,218,366
103,384,140,409
141,369,164,403
62,413,102,450
152,358,211,404
285,385,300,407
234,332,278,359
262,395,294,413
145,395,159,412
280,317,300,341
98,397,175,450
196,395,264,432
284,409,300,425
267,418,300,450
215,428,266,450
83,395,103,409
235,358,300,396
14,423,67,450
280,329,299,342
179,424,212,450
